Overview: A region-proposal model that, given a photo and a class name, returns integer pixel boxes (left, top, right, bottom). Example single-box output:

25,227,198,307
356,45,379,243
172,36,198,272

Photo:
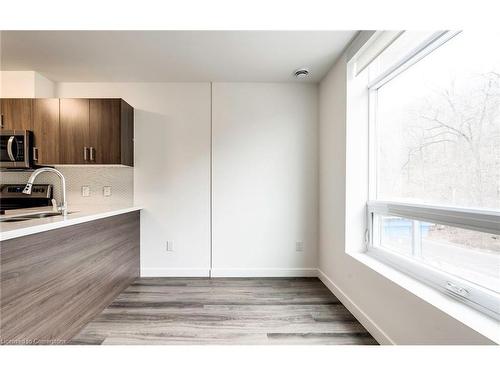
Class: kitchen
0,33,350,345
0,20,498,375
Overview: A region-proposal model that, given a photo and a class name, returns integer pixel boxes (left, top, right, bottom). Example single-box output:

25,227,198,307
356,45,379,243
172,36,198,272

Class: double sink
0,211,76,223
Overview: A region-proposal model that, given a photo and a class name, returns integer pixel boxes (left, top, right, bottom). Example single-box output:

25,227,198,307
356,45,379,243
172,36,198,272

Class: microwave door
0,135,15,166
0,132,29,168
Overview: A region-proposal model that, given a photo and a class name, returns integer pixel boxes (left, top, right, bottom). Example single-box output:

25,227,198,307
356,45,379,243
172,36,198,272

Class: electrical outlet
166,240,174,252
81,185,90,197
103,186,112,197
295,241,304,252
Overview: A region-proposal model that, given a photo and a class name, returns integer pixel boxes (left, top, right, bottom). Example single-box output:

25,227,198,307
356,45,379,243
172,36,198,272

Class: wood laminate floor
70,277,378,345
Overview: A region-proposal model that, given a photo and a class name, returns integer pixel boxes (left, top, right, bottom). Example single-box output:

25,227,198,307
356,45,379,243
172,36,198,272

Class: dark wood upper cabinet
89,99,120,164
0,99,33,131
59,98,90,164
88,99,134,166
33,98,60,165
2,97,133,166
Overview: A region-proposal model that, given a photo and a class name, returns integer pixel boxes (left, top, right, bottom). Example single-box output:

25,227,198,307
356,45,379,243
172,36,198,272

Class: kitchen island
0,206,141,344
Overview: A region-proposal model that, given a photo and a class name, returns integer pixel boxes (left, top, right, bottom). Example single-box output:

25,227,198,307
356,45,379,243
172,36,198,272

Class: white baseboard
317,268,395,345
210,268,318,277
140,267,317,277
140,268,210,277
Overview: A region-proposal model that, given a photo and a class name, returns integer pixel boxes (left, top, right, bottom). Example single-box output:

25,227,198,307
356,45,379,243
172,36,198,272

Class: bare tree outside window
376,33,500,211
406,71,499,209
372,32,500,289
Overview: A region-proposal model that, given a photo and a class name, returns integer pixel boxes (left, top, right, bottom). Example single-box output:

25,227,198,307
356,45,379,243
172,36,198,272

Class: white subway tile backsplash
0,166,133,206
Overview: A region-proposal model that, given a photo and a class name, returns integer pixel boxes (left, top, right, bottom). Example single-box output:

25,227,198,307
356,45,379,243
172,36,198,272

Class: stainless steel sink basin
0,217,31,222
0,211,76,222
18,212,73,219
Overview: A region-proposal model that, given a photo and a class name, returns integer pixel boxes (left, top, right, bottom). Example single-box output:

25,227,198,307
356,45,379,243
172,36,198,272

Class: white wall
0,71,55,97
211,83,318,276
318,54,493,344
56,82,212,277
56,82,318,277
33,72,56,97
1,71,36,97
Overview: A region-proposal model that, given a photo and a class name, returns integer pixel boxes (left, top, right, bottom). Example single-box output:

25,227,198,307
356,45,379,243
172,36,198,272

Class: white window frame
365,30,500,320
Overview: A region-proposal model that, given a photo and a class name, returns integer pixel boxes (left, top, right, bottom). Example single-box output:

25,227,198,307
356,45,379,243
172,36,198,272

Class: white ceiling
0,31,356,83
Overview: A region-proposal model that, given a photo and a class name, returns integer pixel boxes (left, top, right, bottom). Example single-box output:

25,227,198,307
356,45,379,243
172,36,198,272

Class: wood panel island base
0,211,140,344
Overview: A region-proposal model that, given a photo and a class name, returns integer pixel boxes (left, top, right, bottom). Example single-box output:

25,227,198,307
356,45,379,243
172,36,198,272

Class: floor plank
70,277,378,345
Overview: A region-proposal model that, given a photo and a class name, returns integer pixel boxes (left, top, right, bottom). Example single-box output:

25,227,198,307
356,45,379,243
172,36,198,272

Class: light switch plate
103,186,112,197
81,185,90,197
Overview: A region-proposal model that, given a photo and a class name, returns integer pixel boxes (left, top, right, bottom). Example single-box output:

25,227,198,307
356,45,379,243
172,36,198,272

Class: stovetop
0,184,53,212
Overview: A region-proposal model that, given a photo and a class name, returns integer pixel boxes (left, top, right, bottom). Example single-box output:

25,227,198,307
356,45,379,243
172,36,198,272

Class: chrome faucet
23,167,68,216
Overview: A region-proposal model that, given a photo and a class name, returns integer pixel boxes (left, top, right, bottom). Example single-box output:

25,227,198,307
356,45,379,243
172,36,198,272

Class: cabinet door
59,99,89,164
0,99,33,130
120,100,134,167
89,99,121,164
33,99,60,165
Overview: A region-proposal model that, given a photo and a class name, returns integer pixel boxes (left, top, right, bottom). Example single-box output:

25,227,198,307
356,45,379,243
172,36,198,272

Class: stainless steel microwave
0,130,33,168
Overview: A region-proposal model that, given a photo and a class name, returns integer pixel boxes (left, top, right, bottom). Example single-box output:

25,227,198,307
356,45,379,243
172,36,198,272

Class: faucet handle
22,182,33,195
51,199,58,212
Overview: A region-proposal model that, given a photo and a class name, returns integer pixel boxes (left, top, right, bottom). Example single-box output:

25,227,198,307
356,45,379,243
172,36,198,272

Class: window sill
347,250,500,344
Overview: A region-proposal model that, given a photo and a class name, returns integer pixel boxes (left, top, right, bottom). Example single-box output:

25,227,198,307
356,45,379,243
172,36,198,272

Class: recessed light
294,68,310,78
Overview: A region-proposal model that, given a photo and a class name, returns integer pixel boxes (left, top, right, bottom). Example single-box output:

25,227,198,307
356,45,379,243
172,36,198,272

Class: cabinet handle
83,147,89,161
33,147,39,162
0,114,4,128
90,147,95,162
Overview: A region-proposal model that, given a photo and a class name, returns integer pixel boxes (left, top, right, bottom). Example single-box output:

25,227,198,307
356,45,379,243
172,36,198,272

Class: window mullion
367,200,500,236
412,220,422,258
368,88,378,201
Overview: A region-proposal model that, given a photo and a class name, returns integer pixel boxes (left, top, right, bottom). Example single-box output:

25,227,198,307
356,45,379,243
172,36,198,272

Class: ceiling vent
294,68,310,78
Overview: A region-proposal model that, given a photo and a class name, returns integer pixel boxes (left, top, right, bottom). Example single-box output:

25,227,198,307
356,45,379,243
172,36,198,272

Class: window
364,31,500,319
